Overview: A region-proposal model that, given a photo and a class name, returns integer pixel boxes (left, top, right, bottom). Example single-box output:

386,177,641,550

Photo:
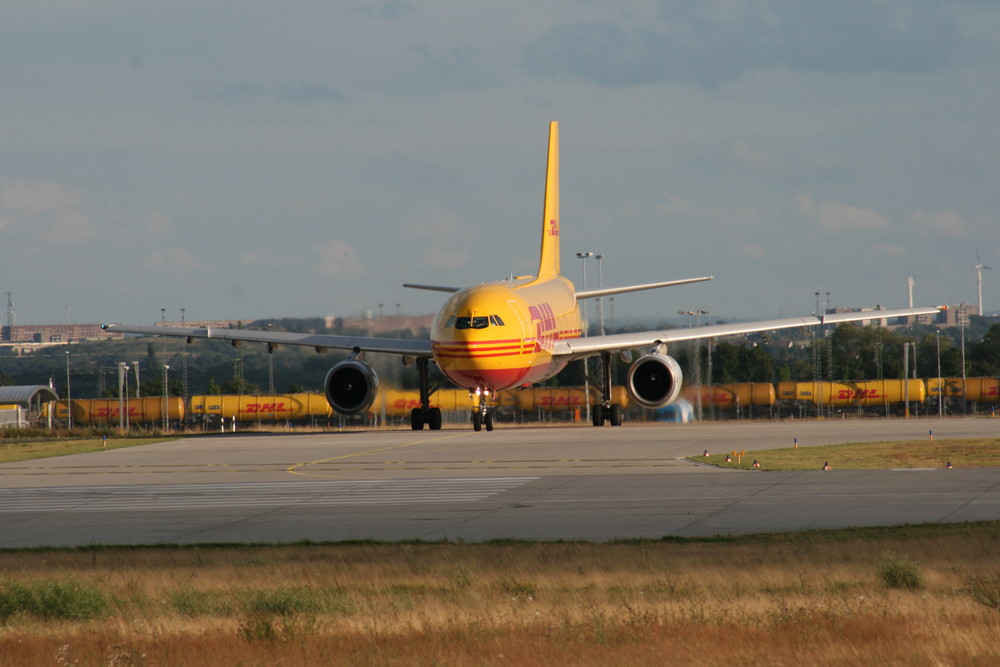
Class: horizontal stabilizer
403,283,462,293
575,276,713,300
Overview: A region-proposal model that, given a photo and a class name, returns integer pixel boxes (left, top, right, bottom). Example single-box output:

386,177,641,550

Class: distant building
908,303,975,328
827,304,976,330
2,323,123,344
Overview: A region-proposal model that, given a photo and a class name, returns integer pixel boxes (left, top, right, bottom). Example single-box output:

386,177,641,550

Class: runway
0,418,997,547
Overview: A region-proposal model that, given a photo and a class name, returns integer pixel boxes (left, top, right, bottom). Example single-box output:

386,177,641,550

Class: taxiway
0,419,996,547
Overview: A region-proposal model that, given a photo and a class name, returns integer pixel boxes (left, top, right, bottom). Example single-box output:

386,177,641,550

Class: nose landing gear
471,387,495,432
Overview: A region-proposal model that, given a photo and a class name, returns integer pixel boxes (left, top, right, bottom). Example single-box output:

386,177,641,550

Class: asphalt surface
0,418,997,546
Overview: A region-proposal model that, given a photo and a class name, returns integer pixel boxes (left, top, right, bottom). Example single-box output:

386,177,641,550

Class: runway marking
286,432,472,478
0,457,696,477
0,477,538,513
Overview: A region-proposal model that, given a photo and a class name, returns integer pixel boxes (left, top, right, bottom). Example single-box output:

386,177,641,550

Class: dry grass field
1,523,999,666
698,438,1000,471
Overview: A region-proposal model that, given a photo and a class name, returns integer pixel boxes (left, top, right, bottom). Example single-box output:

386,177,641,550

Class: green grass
692,438,1000,470
0,579,109,621
0,436,179,463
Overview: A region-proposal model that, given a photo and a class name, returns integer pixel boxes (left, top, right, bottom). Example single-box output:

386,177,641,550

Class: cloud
742,243,766,260
396,207,473,270
911,209,967,237
355,1,415,21
316,238,363,277
203,81,345,105
871,243,907,255
523,1,959,88
730,141,776,170
239,248,285,267
142,210,174,237
0,177,97,244
142,247,204,272
796,193,890,233
653,195,691,218
419,247,469,271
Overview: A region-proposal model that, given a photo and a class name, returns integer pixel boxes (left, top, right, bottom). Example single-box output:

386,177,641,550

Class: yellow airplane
105,122,938,431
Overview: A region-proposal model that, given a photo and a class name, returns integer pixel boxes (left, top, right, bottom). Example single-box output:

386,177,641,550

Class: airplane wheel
485,410,494,432
472,411,482,432
592,405,606,427
428,407,442,430
410,408,424,430
610,404,623,426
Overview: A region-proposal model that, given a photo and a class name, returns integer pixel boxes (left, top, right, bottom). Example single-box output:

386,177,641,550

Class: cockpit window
489,315,505,326
454,316,495,329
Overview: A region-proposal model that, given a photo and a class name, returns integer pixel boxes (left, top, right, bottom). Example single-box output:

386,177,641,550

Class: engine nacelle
324,359,378,415
626,352,683,409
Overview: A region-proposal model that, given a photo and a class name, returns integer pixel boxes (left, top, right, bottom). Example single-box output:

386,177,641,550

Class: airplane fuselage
431,276,582,393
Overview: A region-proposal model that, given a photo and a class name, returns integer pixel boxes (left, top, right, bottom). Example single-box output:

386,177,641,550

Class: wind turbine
976,249,991,316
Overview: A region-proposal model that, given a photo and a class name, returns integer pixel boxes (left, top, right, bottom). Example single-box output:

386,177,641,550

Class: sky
2,1,998,328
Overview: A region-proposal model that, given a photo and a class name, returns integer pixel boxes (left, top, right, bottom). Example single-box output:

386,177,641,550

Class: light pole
267,323,275,395
700,310,712,419
118,362,129,431
576,252,593,423
576,252,593,334
961,305,967,414
678,310,704,419
596,254,606,335
180,307,189,407
163,365,170,430
65,349,72,430
936,331,943,417
133,360,141,399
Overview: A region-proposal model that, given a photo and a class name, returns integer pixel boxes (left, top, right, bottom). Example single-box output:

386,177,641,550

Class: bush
0,580,109,621
242,587,325,616
967,574,1000,611
876,551,923,590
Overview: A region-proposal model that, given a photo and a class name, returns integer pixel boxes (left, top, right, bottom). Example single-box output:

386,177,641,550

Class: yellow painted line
286,432,470,478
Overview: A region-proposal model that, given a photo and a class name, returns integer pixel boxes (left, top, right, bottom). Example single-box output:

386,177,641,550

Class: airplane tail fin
535,121,560,279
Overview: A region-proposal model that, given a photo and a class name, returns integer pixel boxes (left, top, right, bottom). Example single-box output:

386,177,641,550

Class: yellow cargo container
375,389,480,417
48,397,185,425
927,378,1000,402
514,386,627,412
777,380,925,406
683,383,775,408
188,394,332,421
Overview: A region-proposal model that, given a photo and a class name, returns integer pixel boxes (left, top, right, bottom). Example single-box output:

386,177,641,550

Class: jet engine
626,352,683,409
324,359,378,415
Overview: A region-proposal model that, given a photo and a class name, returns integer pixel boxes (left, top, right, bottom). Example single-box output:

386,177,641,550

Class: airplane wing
101,324,434,357
575,276,713,299
551,306,940,360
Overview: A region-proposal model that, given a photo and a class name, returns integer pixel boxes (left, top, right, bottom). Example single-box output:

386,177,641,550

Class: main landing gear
591,351,624,427
471,387,495,432
409,357,443,430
